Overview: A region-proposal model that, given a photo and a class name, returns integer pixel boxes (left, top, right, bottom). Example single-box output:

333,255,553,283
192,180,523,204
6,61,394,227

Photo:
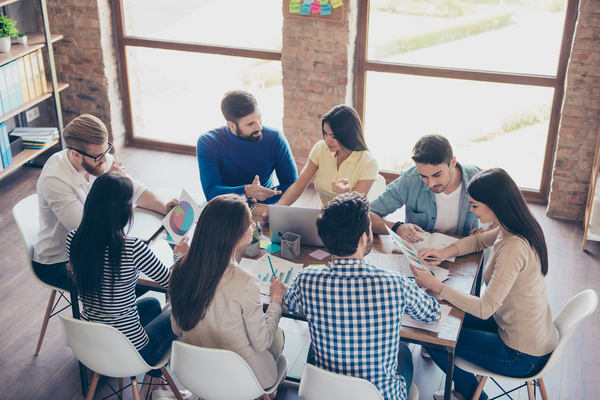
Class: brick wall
281,1,359,169
548,0,600,220
45,0,126,150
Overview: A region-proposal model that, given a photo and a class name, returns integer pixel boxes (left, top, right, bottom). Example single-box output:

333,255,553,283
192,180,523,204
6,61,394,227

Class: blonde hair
63,114,109,149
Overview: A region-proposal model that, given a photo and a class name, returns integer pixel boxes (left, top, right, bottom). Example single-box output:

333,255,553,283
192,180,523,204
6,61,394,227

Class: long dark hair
169,194,251,331
322,105,369,152
468,168,549,276
70,172,134,304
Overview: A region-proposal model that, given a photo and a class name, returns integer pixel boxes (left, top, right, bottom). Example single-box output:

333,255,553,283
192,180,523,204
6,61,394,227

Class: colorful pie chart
169,201,195,236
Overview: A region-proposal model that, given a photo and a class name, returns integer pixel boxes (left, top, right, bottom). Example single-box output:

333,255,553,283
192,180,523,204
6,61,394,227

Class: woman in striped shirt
66,172,189,366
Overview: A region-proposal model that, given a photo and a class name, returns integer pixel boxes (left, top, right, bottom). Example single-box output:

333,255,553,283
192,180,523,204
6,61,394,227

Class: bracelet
392,221,404,233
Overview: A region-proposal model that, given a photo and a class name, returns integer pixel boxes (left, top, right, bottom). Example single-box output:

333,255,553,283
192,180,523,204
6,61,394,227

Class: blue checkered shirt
285,258,441,400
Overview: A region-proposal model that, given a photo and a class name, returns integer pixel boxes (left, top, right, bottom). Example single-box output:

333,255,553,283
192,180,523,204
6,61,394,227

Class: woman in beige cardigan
412,168,559,400
169,194,286,389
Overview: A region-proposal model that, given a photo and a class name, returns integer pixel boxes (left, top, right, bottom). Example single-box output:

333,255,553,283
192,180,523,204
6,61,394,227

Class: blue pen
257,220,262,236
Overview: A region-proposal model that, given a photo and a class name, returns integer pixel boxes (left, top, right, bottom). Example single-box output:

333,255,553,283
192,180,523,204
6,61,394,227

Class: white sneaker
421,346,431,359
432,389,465,400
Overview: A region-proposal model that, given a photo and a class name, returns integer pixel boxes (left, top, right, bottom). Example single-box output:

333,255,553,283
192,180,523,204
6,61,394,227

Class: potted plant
0,15,21,52
243,226,260,257
16,31,27,44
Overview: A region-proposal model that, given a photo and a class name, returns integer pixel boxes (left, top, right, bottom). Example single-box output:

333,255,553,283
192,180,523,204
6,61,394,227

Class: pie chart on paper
169,201,195,236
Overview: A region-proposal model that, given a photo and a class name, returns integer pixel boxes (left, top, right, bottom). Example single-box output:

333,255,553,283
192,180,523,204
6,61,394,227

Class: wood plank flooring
0,145,599,400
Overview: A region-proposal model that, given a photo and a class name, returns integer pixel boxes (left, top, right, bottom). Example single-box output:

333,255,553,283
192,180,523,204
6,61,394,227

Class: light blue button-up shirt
370,163,482,237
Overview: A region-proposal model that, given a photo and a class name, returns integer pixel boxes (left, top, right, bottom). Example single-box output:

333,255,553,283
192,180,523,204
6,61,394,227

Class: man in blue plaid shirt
285,192,441,400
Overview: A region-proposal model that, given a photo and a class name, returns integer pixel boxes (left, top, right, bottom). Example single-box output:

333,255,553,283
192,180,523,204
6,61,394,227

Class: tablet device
268,205,325,247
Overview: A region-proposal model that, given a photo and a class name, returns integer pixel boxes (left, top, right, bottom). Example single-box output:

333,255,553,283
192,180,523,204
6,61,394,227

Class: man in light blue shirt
370,135,483,242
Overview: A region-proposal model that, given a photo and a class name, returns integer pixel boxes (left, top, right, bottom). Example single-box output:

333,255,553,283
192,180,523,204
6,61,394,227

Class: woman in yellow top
276,105,378,207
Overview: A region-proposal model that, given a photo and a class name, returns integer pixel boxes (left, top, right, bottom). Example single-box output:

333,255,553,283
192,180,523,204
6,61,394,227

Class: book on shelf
0,122,13,168
29,51,44,97
10,127,58,149
23,54,37,100
0,67,10,114
9,61,24,109
16,58,30,103
36,49,48,94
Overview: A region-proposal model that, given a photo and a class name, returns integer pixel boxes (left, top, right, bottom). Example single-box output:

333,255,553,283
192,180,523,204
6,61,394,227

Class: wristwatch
392,221,404,234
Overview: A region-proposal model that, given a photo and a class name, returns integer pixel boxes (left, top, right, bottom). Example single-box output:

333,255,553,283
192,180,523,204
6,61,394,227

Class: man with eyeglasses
32,114,177,291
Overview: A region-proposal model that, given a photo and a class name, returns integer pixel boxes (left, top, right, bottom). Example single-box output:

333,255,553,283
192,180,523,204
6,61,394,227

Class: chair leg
526,381,535,400
35,289,57,355
118,377,124,396
132,377,141,400
139,374,152,399
471,375,487,400
538,378,548,400
160,366,184,400
86,372,100,400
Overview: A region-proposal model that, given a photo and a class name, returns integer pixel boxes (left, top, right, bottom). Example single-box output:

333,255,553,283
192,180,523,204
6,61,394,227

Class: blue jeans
32,260,70,291
136,297,178,367
425,314,552,400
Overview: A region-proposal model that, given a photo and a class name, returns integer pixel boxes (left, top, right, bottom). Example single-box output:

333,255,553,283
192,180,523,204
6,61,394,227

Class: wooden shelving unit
0,2,66,182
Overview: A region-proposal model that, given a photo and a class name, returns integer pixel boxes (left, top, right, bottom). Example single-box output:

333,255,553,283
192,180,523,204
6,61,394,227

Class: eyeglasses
68,142,113,162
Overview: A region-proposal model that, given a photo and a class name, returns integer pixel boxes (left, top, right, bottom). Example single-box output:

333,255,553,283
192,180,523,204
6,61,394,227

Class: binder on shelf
23,54,37,101
3,64,16,111
7,61,24,109
16,58,30,103
0,122,13,168
29,51,44,96
36,49,48,94
0,67,10,114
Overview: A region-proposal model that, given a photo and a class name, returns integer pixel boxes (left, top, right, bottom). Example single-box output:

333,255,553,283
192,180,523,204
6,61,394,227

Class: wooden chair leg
471,375,487,400
86,372,100,400
538,378,548,400
118,377,124,396
160,366,184,400
35,289,57,355
132,377,141,400
526,381,535,400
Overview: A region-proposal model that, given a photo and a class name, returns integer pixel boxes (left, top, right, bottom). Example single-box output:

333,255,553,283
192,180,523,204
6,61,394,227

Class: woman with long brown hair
169,194,286,389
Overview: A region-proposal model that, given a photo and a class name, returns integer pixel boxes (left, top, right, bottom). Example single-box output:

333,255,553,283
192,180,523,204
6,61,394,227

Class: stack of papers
364,253,449,282
10,127,58,149
402,304,452,333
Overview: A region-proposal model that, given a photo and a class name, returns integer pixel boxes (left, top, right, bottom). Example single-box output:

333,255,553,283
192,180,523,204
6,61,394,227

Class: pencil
267,255,276,280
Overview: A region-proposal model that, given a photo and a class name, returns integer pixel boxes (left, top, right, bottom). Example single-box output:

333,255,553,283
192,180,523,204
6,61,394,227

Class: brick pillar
46,0,126,149
548,0,600,220
281,1,359,169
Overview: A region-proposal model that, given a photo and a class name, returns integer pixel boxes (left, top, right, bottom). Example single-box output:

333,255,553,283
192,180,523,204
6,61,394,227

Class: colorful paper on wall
321,4,332,15
331,0,343,8
299,4,310,14
289,1,300,13
311,1,321,13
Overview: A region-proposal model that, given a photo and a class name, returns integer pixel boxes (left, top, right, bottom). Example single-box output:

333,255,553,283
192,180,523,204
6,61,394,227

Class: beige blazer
171,261,283,388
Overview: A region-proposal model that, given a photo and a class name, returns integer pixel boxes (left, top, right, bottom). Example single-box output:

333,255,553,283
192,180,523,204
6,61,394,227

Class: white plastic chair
367,174,388,203
58,314,184,400
13,193,70,355
298,363,420,400
454,289,598,400
170,341,288,400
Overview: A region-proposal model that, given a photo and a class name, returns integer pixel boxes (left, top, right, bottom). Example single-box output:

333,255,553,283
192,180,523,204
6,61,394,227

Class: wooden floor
0,145,599,400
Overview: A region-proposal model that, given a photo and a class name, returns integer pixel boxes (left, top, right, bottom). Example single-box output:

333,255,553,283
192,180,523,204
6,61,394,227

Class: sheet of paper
148,239,175,268
385,225,432,269
239,254,303,288
309,249,330,260
364,253,413,277
402,304,452,333
162,189,201,244
412,232,459,262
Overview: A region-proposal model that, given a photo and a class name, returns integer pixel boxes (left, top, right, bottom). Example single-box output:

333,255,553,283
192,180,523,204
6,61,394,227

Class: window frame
356,0,579,202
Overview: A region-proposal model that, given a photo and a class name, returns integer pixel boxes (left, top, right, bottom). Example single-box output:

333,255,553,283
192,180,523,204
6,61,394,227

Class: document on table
364,253,450,282
239,253,303,290
402,304,452,333
411,232,460,262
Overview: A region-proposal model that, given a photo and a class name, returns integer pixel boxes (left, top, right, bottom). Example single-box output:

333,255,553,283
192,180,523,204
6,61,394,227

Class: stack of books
10,127,58,149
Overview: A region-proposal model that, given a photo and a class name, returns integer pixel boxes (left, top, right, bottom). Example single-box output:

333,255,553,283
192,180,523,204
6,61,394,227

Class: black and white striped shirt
66,230,172,350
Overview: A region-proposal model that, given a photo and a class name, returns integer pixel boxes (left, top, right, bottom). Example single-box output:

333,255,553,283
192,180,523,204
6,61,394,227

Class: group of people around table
30,89,558,400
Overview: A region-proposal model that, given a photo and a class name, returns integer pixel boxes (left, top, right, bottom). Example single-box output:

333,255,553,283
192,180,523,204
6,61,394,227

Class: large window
115,0,283,153
358,0,577,200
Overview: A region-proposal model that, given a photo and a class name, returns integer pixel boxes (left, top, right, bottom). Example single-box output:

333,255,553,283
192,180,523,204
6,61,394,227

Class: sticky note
309,249,330,260
331,0,343,8
260,240,270,249
303,0,311,3
265,243,281,254
321,4,332,15
300,4,311,14
311,1,321,13
320,0,329,4
289,1,300,13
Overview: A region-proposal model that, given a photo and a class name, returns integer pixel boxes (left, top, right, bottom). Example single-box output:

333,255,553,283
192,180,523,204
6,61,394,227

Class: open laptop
268,205,325,247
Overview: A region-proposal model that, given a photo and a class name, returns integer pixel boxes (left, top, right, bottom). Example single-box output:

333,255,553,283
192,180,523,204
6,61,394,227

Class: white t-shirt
433,185,462,234
33,149,147,264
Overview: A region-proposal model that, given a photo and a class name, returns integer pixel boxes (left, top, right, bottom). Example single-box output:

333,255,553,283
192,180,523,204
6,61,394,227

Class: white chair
454,289,598,400
367,174,388,203
170,341,288,400
58,314,184,400
13,193,70,355
298,363,420,400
